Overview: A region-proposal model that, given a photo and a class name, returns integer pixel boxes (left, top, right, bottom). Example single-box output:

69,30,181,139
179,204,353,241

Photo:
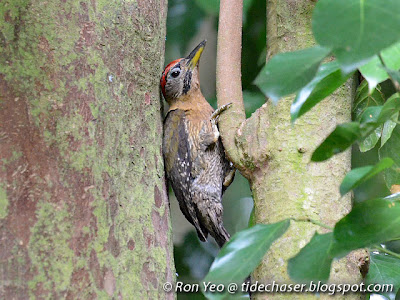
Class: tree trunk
217,0,365,299
0,0,174,299
252,1,363,298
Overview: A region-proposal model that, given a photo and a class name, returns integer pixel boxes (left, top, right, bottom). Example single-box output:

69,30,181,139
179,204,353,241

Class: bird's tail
212,224,230,248
194,196,231,248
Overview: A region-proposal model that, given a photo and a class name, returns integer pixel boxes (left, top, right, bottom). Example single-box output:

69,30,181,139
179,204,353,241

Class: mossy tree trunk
0,0,174,299
251,2,363,298
217,1,364,299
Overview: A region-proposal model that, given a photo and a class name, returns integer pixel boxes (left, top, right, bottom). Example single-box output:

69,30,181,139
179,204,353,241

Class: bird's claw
210,103,233,124
211,118,220,141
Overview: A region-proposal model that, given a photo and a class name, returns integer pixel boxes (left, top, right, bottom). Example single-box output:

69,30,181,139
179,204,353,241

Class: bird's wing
163,109,208,241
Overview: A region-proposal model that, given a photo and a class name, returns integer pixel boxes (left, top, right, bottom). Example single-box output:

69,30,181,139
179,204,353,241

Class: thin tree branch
216,0,246,166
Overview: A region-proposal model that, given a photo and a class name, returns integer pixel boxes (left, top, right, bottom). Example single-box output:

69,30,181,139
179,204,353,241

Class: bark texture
0,0,174,299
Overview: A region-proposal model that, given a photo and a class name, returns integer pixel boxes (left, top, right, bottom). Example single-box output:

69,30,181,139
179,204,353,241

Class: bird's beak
186,40,206,70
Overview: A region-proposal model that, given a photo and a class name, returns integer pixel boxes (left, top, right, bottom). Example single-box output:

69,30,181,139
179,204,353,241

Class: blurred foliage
360,41,400,92
241,0,266,92
352,79,396,203
174,232,219,281
366,253,400,299
353,81,386,152
339,158,393,196
166,0,205,54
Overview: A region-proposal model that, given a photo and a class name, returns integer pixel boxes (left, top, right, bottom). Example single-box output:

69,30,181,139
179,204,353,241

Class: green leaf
357,106,383,150
379,125,400,190
353,82,385,121
254,46,331,103
366,253,400,296
288,233,333,283
385,193,400,202
359,41,400,91
312,0,400,72
386,68,400,89
291,61,352,122
339,158,394,196
311,122,361,162
356,92,400,139
313,93,400,162
202,220,290,294
372,93,400,126
243,90,265,118
381,113,398,147
359,126,382,152
330,198,400,257
248,206,255,228
288,194,400,284
288,195,400,284
353,82,385,151
359,106,383,126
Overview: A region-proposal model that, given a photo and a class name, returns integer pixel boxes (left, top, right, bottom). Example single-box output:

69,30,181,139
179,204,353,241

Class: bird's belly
191,147,224,194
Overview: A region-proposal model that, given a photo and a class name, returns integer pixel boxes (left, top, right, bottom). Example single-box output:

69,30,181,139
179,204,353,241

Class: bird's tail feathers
213,225,230,248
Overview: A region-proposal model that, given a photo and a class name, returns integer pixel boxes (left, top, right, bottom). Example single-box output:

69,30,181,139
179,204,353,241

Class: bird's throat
168,90,213,116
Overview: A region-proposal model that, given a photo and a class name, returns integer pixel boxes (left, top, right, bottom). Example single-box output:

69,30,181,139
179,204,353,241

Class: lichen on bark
0,0,174,299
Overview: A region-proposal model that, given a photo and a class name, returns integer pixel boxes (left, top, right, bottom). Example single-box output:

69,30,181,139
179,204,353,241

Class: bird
161,40,235,247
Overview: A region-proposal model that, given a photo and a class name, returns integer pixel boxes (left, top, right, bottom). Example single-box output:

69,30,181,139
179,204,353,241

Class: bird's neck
168,89,213,115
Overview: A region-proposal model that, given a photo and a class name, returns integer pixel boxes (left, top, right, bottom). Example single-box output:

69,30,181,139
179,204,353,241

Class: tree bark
0,0,174,299
252,2,363,298
217,0,365,299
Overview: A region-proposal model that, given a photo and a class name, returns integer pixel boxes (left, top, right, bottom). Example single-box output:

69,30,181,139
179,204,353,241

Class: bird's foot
210,103,233,124
210,118,220,142
223,166,235,187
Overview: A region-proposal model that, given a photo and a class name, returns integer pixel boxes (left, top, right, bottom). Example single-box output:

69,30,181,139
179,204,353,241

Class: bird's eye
171,69,180,78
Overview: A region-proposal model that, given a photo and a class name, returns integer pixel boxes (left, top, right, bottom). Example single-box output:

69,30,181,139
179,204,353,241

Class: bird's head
161,40,206,104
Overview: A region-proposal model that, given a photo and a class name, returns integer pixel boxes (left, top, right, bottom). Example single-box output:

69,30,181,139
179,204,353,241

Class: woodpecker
161,40,235,247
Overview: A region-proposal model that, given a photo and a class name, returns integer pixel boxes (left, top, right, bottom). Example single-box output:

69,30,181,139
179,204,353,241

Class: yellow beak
186,40,206,70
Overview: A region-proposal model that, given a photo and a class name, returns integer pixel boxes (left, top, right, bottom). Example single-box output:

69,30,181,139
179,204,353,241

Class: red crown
160,59,182,97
